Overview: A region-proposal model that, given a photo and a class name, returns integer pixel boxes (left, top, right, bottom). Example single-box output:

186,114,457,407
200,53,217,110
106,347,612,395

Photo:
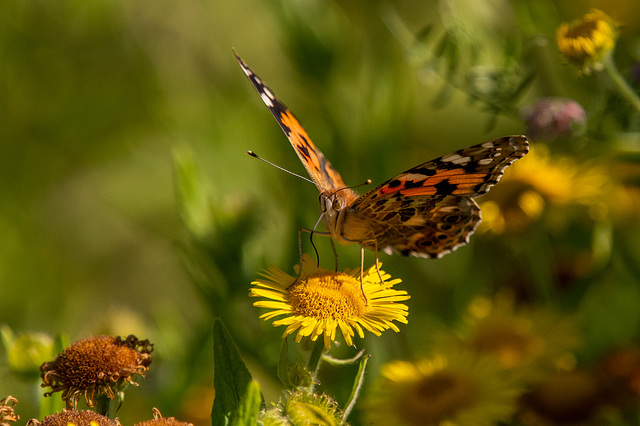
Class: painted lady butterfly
236,53,529,261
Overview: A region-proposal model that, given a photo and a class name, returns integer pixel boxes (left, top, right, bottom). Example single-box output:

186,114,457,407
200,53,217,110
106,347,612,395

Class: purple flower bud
521,97,586,140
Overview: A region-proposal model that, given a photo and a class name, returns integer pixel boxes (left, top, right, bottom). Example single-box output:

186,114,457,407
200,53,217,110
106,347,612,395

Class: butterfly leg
359,245,368,306
373,241,385,284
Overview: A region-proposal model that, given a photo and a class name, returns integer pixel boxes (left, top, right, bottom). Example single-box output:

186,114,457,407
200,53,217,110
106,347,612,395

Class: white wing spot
264,87,275,99
492,152,503,157
401,173,428,181
481,142,495,148
442,154,471,164
478,158,494,165
260,92,274,108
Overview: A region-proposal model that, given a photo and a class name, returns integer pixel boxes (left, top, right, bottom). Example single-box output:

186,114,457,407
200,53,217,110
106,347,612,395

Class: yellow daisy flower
557,9,617,73
363,351,521,426
250,255,410,350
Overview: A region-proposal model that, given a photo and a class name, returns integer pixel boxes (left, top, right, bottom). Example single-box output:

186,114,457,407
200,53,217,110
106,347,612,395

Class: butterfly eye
332,196,345,211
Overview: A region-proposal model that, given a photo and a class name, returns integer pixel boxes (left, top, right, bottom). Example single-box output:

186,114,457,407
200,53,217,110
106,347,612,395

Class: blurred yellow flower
557,9,617,73
250,254,409,350
460,293,580,379
363,351,521,426
479,144,610,234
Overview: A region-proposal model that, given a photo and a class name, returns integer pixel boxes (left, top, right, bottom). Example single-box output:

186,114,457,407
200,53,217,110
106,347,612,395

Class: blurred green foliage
1,0,640,425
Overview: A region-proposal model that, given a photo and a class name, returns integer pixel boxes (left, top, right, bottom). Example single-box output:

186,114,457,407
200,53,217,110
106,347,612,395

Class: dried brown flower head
26,409,120,426
40,335,153,409
0,396,19,426
134,408,193,426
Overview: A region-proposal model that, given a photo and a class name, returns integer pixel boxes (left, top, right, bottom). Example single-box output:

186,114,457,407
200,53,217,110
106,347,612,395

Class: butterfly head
319,191,346,216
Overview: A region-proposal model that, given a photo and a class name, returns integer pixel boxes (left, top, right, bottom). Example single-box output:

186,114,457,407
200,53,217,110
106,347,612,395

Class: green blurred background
2,0,640,424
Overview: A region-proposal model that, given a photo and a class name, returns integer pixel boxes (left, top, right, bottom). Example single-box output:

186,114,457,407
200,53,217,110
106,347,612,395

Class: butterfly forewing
236,53,351,198
351,136,529,207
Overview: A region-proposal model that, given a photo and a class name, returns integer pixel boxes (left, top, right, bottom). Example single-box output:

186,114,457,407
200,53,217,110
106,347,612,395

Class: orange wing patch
280,112,323,174
376,169,488,197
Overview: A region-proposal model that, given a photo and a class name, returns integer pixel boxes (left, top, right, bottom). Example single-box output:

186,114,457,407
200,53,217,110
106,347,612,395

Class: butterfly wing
343,195,481,258
342,136,529,257
236,53,354,200
352,136,529,203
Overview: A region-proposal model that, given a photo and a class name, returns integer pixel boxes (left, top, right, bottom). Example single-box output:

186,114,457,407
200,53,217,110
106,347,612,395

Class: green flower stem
306,339,326,392
342,354,370,422
602,53,640,114
96,395,111,417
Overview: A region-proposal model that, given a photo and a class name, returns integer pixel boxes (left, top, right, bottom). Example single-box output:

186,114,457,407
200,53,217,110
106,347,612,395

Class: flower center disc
288,272,366,319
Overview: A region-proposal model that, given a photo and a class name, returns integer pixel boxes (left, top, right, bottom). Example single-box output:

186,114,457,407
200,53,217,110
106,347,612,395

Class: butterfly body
236,53,529,260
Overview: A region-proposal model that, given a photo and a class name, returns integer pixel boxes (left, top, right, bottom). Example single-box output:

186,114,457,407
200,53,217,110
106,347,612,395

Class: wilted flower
0,396,19,426
557,9,617,73
521,97,586,140
260,389,344,426
363,351,521,426
135,408,193,426
40,335,153,408
250,254,409,350
26,409,119,426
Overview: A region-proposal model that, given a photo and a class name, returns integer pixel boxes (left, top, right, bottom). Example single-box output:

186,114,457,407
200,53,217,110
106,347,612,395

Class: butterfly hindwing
341,194,481,258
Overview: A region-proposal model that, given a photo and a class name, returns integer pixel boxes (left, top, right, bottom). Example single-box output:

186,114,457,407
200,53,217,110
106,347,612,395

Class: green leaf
40,333,68,418
512,71,536,100
211,319,254,426
415,24,433,43
277,337,294,389
229,380,262,426
432,31,451,59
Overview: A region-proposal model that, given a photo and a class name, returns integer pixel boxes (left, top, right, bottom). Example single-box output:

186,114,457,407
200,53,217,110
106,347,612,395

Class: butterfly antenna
333,179,372,197
248,151,326,190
